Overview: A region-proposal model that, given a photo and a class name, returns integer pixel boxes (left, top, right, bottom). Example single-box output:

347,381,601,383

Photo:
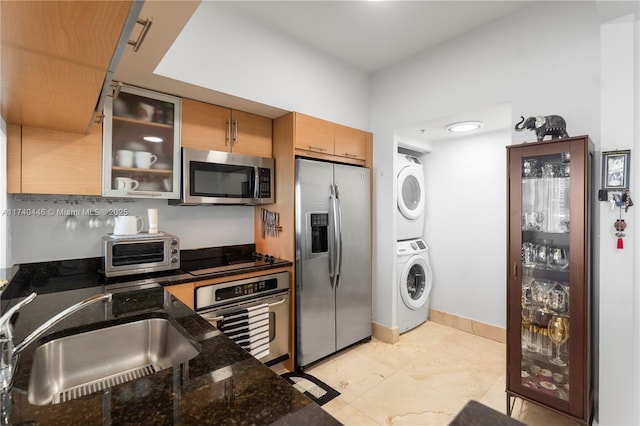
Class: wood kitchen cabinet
6,124,21,193
166,282,195,310
7,124,103,195
506,135,593,425
294,112,367,163
0,1,142,134
182,98,272,158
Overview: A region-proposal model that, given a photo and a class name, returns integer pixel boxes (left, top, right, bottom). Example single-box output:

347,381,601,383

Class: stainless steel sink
27,317,200,405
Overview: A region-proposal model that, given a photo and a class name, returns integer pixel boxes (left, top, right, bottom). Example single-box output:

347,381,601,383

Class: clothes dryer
397,153,425,241
397,238,433,333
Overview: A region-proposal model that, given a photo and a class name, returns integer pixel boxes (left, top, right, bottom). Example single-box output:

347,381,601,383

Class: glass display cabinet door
103,85,181,199
519,150,571,401
507,136,592,425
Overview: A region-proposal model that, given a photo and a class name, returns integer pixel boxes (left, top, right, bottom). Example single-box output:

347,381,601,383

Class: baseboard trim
429,309,506,343
372,321,400,344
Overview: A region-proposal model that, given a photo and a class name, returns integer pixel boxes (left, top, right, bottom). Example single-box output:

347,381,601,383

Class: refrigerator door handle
329,185,338,288
334,184,343,287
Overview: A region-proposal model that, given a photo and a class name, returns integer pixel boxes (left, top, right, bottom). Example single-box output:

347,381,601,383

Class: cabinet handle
308,145,327,152
128,17,154,52
513,262,518,278
344,152,360,158
233,119,238,144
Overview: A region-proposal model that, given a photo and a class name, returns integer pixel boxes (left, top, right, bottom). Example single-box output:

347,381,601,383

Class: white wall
7,197,254,264
156,1,371,131
422,130,508,327
597,12,639,425
371,0,600,331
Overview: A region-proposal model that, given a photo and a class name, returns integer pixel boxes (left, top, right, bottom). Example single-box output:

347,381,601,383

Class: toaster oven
102,233,180,277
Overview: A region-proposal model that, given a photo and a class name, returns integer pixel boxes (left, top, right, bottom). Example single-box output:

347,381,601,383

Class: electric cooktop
180,244,288,276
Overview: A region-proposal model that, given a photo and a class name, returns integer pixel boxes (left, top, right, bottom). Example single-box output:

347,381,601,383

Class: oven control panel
215,278,278,302
195,271,290,311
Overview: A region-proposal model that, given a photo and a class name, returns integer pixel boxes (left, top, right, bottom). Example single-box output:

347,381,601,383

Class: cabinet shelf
112,166,173,175
113,116,174,129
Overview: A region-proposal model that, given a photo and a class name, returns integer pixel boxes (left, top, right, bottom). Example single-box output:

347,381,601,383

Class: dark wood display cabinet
506,135,594,425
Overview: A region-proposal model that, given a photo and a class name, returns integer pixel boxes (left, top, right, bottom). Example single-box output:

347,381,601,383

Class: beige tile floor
305,321,580,425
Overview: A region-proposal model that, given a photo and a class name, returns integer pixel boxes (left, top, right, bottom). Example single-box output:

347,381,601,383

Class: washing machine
397,153,426,241
397,238,433,333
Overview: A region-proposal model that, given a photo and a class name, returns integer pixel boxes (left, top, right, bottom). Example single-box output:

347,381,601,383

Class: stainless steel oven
194,271,290,366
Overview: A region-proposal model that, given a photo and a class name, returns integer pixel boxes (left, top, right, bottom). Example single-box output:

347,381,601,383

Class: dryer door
397,166,425,220
399,255,433,310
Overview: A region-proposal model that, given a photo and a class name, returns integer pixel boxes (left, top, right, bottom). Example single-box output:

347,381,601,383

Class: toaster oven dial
171,248,178,255
171,257,179,264
170,239,179,246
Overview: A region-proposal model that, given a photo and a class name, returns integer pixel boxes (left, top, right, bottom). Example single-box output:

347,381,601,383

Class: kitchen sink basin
27,316,200,405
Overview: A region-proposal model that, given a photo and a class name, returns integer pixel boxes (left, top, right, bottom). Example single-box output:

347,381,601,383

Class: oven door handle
200,297,288,323
267,297,287,308
201,314,224,324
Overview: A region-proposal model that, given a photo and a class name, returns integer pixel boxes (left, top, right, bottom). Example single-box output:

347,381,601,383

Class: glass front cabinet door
506,135,593,425
103,85,181,198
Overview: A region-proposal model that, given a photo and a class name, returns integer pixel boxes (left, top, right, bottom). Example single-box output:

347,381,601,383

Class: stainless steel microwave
170,148,275,206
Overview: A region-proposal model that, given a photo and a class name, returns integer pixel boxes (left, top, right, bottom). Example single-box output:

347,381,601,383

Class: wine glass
548,315,569,366
521,305,537,353
534,211,545,230
547,248,569,270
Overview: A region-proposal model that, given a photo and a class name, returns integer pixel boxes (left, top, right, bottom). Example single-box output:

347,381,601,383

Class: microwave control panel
258,168,272,198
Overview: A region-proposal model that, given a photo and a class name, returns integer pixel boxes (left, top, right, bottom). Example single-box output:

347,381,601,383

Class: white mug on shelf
114,177,139,191
113,216,144,236
115,150,134,168
134,151,158,169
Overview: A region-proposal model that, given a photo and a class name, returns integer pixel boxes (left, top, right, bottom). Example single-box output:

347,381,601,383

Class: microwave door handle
253,166,260,200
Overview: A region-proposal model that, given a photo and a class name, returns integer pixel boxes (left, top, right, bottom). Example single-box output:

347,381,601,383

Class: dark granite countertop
1,260,337,426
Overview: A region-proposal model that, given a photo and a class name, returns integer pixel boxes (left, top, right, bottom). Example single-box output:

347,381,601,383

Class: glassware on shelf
534,211,545,230
548,282,569,313
547,248,569,270
521,305,537,353
548,315,569,366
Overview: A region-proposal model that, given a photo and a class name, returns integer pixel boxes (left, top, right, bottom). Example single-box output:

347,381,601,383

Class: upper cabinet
182,98,273,158
102,85,181,199
7,124,103,195
294,113,367,163
0,1,144,134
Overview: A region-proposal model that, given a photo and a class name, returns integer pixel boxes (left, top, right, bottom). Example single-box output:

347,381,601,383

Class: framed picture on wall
602,150,631,190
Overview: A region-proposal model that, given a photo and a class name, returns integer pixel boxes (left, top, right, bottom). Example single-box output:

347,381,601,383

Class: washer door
399,255,433,310
397,166,425,220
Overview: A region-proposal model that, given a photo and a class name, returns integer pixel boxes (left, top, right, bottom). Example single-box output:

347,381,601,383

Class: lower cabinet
7,124,103,195
166,282,195,310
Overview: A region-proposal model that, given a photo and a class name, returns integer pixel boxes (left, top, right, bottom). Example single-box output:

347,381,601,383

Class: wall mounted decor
601,150,631,190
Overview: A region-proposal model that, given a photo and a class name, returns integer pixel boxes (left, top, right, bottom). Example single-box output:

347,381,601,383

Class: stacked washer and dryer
396,153,433,333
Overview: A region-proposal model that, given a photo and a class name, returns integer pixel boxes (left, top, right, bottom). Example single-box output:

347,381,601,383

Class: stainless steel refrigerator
295,158,371,369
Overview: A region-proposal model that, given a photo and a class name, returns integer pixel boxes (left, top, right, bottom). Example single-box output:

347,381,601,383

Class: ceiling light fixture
143,136,164,143
446,121,483,133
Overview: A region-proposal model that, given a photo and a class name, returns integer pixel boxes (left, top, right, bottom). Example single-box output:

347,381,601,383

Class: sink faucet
0,292,112,394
